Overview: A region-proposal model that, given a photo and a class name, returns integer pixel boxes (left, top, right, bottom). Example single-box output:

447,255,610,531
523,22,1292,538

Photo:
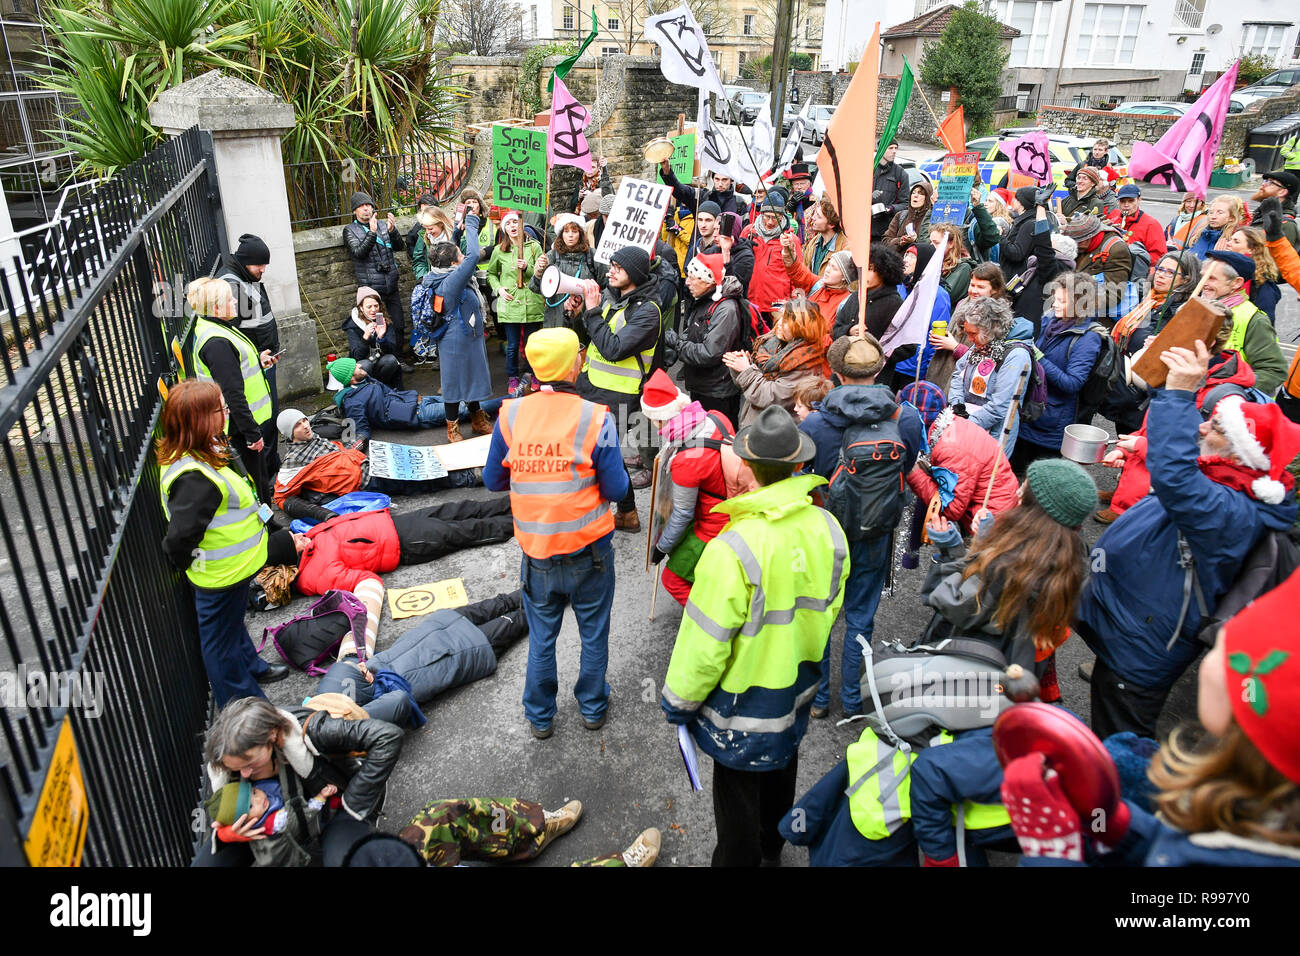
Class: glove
665,328,680,349
1256,197,1284,243
651,546,668,565
1035,185,1055,207
950,402,969,419
927,524,962,550
974,510,996,538
1031,345,1044,361
1000,754,1084,862
872,203,888,215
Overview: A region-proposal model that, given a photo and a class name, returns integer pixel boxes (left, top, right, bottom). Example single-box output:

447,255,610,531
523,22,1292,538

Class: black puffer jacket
675,275,745,399
343,219,406,295
660,165,749,218
831,285,904,341
872,160,909,239
217,255,279,354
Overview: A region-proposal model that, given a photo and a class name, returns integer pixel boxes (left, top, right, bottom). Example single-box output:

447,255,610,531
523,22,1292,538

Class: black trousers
392,496,514,563
1009,438,1058,478
1090,657,1169,739
711,754,799,867
453,588,527,655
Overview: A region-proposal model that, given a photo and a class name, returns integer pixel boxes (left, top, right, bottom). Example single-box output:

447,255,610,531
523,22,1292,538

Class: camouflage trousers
398,798,624,867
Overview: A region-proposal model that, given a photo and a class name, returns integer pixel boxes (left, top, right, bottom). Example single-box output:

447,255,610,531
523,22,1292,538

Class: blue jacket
779,758,920,867
800,384,924,483
1077,389,1298,689
1026,801,1300,867
949,316,1036,454
1188,225,1224,260
910,727,1014,862
893,285,952,380
1018,315,1102,449
335,378,420,440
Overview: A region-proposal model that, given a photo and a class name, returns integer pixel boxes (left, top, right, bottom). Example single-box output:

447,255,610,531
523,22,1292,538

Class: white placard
593,176,672,265
367,440,448,480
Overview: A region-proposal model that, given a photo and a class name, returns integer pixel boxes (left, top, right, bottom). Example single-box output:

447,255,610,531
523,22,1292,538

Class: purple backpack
258,590,369,676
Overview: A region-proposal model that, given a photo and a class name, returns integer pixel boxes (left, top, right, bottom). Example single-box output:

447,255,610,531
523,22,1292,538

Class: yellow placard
387,578,469,620
24,716,88,867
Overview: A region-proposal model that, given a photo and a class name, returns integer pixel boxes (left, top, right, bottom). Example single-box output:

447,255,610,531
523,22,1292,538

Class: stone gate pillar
149,70,320,400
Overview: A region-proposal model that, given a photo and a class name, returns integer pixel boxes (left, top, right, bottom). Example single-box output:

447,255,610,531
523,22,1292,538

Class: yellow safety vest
582,297,659,395
192,318,273,426
160,456,268,589
1225,299,1272,357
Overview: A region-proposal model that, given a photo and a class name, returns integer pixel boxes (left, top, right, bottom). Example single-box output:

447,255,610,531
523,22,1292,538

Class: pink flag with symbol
1128,60,1239,200
1003,130,1052,185
547,75,593,173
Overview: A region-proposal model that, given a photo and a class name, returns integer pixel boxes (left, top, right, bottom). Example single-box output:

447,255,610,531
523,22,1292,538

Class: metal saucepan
643,137,675,164
1060,423,1117,464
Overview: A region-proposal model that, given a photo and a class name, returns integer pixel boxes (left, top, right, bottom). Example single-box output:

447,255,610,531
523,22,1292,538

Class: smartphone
268,348,287,363
721,214,736,238
455,203,466,219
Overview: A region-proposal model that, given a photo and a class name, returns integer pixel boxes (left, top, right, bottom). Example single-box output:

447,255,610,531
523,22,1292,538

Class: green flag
548,9,599,92
874,58,914,166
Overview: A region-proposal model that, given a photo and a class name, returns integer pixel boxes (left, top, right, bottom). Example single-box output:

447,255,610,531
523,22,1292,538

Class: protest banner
388,578,470,620
368,441,449,481
931,151,980,226
493,124,548,214
593,176,672,265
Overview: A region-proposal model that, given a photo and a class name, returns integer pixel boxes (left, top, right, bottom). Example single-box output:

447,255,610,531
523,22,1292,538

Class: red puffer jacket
745,231,800,312
906,413,1020,533
296,509,401,596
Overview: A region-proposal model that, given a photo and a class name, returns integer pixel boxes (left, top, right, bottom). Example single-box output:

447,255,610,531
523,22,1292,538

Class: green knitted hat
204,780,252,826
1026,458,1098,528
326,357,357,391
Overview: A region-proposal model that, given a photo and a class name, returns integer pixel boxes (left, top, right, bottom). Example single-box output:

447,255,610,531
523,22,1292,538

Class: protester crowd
164,134,1300,870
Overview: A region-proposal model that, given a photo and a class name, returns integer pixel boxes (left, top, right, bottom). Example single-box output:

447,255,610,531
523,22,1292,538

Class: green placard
657,131,696,185
492,125,549,215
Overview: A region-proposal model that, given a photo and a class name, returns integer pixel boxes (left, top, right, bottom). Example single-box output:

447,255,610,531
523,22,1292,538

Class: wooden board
1129,297,1227,389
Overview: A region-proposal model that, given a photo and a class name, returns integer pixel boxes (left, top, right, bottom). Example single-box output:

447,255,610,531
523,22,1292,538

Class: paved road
247,198,1298,867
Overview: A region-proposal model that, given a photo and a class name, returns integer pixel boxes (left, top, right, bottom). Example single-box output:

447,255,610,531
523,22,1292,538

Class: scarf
752,215,785,241
282,435,342,470
753,332,829,378
968,338,1010,364
1198,455,1291,502
1112,290,1166,344
660,401,707,442
370,670,428,729
1218,291,1247,310
351,307,387,340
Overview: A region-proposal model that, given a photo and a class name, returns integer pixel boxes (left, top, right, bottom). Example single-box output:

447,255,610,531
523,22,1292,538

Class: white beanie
278,408,308,442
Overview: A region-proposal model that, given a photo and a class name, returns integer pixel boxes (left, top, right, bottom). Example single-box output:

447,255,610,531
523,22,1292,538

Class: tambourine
993,702,1121,822
643,137,675,164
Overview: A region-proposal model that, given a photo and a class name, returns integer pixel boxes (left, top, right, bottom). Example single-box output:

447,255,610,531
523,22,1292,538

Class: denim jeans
416,394,505,426
816,534,892,714
193,578,268,709
503,322,541,379
520,534,615,728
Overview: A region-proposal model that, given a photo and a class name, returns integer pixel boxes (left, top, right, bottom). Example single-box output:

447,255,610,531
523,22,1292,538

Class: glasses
1153,266,1178,276
215,404,229,415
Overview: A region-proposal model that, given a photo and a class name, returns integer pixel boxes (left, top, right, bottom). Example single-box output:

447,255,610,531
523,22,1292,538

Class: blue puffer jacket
799,384,925,482
335,378,420,439
368,609,496,701
910,727,1015,863
1025,802,1300,867
892,284,952,380
1018,315,1102,449
778,758,919,867
1077,389,1298,689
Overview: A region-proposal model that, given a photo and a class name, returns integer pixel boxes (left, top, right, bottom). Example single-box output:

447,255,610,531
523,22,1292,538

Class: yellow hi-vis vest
192,317,273,426
582,297,659,395
1224,299,1271,358
845,729,1009,841
160,456,268,588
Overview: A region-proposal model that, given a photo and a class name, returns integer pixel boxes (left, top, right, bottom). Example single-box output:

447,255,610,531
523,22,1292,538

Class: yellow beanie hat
525,327,581,383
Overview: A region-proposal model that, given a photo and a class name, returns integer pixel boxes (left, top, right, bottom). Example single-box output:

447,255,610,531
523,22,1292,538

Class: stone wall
877,75,953,148
1037,84,1300,167
790,70,853,106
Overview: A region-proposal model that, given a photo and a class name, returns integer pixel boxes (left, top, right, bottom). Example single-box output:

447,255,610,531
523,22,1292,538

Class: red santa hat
640,368,690,421
687,252,726,300
1210,396,1300,504
1221,565,1300,783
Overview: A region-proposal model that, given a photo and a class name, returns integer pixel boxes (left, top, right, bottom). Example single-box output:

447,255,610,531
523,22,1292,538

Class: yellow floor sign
24,716,88,866
387,578,469,620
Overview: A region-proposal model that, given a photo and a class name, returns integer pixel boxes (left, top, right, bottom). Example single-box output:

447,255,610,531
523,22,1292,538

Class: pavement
245,199,1299,867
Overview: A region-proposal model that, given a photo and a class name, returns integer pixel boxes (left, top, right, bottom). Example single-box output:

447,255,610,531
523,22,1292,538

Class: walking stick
980,364,1031,514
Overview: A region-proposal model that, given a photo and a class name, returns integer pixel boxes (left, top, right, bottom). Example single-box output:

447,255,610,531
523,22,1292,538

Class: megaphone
541,266,588,299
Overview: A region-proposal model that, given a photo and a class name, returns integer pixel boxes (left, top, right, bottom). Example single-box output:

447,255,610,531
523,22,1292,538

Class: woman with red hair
158,380,304,706
723,293,831,428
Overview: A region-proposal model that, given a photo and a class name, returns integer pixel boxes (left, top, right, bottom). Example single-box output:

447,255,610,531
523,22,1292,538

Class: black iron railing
0,126,219,865
285,141,475,230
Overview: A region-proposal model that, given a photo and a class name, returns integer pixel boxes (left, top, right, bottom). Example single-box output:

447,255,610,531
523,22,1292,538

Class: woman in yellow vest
159,381,305,706
188,277,281,501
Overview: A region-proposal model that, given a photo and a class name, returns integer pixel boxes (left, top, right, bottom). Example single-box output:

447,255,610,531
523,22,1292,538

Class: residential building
880,4,1019,77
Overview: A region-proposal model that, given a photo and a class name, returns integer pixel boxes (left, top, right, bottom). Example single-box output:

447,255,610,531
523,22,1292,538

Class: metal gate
0,127,224,866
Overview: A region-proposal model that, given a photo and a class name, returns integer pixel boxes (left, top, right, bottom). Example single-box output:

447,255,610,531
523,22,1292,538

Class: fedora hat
732,405,816,464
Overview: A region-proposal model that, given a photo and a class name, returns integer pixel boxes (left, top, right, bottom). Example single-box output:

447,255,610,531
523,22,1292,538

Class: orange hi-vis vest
497,389,614,559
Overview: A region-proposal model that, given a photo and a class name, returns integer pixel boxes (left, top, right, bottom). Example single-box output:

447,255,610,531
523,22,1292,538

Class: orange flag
818,21,879,335
937,107,966,155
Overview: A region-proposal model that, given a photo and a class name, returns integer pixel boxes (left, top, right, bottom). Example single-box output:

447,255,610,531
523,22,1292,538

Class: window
744,13,755,36
1189,52,1205,75
601,46,620,56
607,15,619,31
1075,4,1142,66
1241,23,1288,61
738,51,748,69
563,5,574,30
530,6,537,38
993,2,1055,67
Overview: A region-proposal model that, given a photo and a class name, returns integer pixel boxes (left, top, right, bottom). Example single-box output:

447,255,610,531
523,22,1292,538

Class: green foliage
42,0,465,177
1236,53,1277,86
519,41,576,117
742,53,771,82
791,52,812,72
918,1,1009,134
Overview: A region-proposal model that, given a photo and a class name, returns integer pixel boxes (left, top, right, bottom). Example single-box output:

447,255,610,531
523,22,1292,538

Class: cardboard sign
594,176,672,265
932,151,980,225
656,130,696,185
24,716,87,866
1129,297,1226,389
388,578,470,620
492,125,548,215
645,441,680,572
368,441,449,481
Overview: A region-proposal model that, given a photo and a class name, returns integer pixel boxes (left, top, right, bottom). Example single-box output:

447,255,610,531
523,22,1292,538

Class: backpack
825,408,907,541
1195,528,1300,647
258,589,370,676
1003,341,1048,423
409,281,454,357
705,296,765,353
310,406,348,440
1127,240,1151,282
1066,321,1124,409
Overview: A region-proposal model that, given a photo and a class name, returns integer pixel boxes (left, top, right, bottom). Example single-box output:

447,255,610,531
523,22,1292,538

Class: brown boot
1098,488,1114,505
1094,507,1118,525
614,509,640,533
446,420,464,443
470,409,494,436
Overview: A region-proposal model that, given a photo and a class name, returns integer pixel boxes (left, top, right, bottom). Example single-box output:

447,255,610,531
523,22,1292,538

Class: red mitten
922,854,959,867
1000,753,1084,861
